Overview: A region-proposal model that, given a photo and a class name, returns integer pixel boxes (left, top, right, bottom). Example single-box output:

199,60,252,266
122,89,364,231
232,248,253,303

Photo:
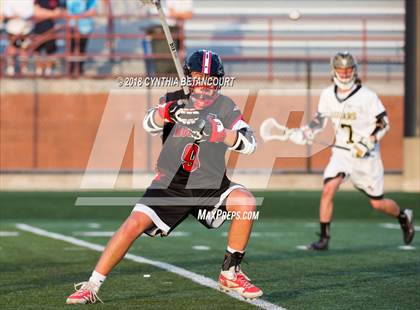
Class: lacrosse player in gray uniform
66,50,262,304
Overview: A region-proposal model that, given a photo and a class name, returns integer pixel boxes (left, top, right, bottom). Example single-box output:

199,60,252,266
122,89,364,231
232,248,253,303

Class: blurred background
0,0,418,192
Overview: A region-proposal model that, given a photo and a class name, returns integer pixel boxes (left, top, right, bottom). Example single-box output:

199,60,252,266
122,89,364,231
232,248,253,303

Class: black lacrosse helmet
183,50,225,77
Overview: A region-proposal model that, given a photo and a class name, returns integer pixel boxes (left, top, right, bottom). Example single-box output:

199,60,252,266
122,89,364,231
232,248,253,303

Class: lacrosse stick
140,0,189,95
260,118,291,141
259,118,350,151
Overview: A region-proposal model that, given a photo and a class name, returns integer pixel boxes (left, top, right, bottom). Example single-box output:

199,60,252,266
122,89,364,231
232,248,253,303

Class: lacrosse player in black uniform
66,50,262,304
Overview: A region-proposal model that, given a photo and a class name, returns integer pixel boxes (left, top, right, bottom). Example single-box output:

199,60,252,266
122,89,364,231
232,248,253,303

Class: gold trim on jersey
329,111,357,120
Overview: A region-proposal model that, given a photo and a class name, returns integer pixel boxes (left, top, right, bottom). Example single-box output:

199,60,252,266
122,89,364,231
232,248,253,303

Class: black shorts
8,35,30,49
35,39,57,54
132,181,245,237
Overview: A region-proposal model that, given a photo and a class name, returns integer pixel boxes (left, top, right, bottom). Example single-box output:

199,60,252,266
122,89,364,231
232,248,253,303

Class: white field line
73,231,191,237
16,223,285,310
192,245,211,251
87,223,101,229
0,231,20,237
379,223,420,231
74,231,115,237
222,232,285,238
167,231,191,237
398,245,416,251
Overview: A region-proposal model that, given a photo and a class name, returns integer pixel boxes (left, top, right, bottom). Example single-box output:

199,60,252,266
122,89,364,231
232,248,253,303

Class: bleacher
0,0,404,80
107,0,404,80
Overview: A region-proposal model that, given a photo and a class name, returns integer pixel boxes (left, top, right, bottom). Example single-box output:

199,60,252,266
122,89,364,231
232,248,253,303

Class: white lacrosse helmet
330,51,359,90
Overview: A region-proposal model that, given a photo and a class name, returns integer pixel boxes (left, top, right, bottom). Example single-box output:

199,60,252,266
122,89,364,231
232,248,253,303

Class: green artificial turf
0,191,419,309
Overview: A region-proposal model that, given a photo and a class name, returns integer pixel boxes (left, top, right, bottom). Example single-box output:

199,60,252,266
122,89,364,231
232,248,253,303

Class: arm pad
307,112,327,136
371,111,390,142
143,108,163,135
228,121,257,154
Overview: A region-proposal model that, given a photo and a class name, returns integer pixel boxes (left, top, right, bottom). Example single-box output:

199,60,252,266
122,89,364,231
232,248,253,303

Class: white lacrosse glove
158,99,199,125
289,126,314,145
351,137,375,158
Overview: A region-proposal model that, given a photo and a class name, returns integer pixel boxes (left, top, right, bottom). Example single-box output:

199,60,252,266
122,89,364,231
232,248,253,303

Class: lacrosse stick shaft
153,1,190,95
311,139,350,151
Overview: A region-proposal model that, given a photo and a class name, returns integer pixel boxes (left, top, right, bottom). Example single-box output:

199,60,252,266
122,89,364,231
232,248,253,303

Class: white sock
227,246,245,254
88,270,106,292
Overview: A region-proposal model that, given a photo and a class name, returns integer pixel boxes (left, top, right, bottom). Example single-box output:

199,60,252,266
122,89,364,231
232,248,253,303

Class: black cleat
399,209,415,245
307,234,329,251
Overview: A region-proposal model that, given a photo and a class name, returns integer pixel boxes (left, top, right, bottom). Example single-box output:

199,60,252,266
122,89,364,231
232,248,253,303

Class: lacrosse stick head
259,118,290,142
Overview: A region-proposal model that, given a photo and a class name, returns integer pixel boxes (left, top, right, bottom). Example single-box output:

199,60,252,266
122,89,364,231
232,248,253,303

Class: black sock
320,222,330,238
398,210,406,222
222,251,245,271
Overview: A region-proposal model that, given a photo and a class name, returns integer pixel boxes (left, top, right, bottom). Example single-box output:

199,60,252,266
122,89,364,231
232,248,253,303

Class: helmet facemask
189,72,220,110
331,52,358,90
183,50,224,110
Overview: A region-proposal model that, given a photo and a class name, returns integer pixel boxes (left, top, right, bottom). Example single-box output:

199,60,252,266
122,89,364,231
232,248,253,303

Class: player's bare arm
224,129,238,147
289,112,327,145
370,111,390,143
351,108,390,158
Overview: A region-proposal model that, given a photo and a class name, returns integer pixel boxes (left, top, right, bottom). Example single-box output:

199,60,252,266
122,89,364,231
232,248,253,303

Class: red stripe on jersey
154,170,163,181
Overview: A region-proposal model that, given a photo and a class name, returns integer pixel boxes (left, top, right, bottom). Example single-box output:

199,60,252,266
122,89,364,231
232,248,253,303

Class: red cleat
66,282,103,304
219,269,263,299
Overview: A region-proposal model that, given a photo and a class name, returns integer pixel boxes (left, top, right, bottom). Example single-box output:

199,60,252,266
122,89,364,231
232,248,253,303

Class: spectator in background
66,0,97,76
166,0,193,20
1,0,34,76
165,0,193,60
143,0,193,75
33,0,65,77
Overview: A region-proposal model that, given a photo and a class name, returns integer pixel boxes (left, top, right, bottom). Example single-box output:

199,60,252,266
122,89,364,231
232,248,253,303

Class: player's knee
226,189,256,212
370,199,383,210
122,214,146,239
242,198,257,213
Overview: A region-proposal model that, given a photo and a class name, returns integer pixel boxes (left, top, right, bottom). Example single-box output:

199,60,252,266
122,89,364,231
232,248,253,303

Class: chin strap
333,76,355,90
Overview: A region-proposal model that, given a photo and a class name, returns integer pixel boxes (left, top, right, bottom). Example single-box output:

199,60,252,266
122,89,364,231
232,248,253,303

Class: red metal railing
0,9,404,80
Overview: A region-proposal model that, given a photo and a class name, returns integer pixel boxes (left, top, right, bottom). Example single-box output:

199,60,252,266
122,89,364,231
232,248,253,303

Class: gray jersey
152,90,251,189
